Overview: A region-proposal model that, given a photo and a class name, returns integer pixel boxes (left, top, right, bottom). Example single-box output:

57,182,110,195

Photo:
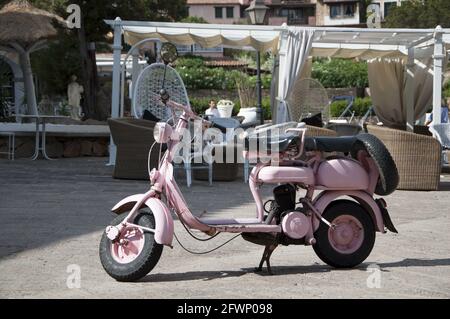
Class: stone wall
0,136,109,159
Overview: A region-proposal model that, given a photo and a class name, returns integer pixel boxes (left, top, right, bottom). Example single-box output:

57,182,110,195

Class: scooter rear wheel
99,211,163,282
313,200,375,268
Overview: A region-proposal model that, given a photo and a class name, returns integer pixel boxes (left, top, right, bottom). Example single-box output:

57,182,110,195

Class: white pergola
105,18,450,164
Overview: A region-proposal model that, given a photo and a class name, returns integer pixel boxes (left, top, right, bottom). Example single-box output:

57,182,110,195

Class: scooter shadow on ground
138,258,450,282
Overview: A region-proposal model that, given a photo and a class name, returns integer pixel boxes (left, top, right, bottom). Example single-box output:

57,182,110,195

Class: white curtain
275,28,315,123
405,59,434,121
367,58,433,128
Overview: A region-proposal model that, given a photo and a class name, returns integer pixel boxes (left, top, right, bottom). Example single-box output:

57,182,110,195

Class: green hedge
444,81,450,98
312,58,368,88
175,57,272,90
330,97,372,118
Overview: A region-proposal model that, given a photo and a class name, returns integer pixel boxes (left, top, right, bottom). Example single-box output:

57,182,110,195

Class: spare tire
351,133,399,196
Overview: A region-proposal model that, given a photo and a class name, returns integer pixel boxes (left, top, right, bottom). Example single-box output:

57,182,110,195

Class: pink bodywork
109,99,387,246
316,159,369,190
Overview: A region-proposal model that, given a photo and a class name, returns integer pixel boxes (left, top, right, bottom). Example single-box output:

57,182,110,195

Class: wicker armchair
366,125,441,191
305,125,337,137
108,118,159,180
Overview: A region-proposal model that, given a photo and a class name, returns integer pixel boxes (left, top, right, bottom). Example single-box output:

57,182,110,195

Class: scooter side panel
316,159,369,190
312,190,385,233
257,166,315,185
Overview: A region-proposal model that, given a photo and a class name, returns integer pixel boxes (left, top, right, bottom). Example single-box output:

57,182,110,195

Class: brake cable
178,216,221,242
172,211,242,255
173,231,241,255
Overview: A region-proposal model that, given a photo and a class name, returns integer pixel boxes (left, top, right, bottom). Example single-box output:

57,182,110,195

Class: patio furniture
108,118,159,180
133,63,189,120
287,78,330,124
0,131,15,160
329,95,355,122
182,141,213,187
428,123,450,166
326,122,362,136
193,143,239,182
304,125,337,138
325,96,364,136
366,125,441,191
16,114,69,160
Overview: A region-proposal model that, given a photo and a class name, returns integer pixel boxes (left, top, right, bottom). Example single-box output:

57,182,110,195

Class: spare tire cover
351,133,399,196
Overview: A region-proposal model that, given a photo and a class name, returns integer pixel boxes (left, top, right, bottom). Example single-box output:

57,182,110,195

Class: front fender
312,190,385,233
111,194,174,246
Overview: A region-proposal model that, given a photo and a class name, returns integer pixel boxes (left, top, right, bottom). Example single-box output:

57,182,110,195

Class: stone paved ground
0,157,449,298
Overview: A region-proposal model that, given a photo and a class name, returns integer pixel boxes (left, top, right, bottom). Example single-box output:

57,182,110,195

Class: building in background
187,0,363,27
370,0,405,21
187,0,249,24
265,0,360,27
315,0,360,26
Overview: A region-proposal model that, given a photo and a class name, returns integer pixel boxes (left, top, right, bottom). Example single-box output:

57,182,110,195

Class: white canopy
120,21,281,53
107,20,450,59
105,18,450,164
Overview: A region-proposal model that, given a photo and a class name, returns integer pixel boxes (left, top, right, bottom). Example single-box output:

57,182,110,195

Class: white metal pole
432,26,444,125
405,47,415,132
276,24,289,124
131,48,140,110
107,17,122,166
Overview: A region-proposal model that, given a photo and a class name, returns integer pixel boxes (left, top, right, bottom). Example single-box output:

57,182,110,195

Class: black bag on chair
143,109,161,122
301,112,323,127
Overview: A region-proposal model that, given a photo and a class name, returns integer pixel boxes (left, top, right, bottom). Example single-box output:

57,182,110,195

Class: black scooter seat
304,136,358,153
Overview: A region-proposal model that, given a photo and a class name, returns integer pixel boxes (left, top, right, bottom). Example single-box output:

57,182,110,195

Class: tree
385,0,450,28
359,0,374,25
1,0,188,119
60,0,188,119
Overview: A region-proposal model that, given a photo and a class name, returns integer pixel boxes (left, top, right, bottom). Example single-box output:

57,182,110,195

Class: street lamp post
246,0,268,125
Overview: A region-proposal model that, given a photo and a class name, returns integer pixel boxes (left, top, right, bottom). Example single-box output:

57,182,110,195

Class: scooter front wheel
99,211,163,282
313,200,375,268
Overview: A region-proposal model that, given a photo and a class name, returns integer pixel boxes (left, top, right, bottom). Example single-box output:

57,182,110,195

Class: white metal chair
133,62,212,186
243,121,299,183
287,78,330,124
133,63,188,121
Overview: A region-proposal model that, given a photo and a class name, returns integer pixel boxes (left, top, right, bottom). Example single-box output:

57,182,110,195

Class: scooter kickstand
255,244,278,275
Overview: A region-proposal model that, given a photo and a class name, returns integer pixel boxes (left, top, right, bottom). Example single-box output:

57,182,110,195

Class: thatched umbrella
0,0,65,115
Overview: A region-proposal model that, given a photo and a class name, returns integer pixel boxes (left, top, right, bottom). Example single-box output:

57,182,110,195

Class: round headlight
153,122,173,143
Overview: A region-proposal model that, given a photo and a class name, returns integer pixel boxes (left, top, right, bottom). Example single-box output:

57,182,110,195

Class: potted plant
217,99,234,118
235,74,258,124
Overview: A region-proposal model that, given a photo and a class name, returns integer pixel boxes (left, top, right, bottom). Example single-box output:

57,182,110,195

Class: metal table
17,115,69,160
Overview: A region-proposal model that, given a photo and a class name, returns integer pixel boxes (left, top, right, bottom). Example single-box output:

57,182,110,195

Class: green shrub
175,57,272,90
330,97,372,117
312,58,368,89
353,97,372,116
444,81,450,98
329,100,348,118
262,96,272,120
189,97,211,114
176,56,205,69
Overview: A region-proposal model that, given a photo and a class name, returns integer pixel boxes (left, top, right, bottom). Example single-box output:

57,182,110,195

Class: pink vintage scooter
99,44,399,281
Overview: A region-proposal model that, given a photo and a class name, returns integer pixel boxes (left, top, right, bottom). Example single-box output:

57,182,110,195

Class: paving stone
0,158,449,298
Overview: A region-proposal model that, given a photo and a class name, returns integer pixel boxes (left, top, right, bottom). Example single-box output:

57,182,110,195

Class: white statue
67,75,84,120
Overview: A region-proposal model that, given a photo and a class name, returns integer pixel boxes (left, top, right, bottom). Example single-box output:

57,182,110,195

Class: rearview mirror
160,43,178,64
